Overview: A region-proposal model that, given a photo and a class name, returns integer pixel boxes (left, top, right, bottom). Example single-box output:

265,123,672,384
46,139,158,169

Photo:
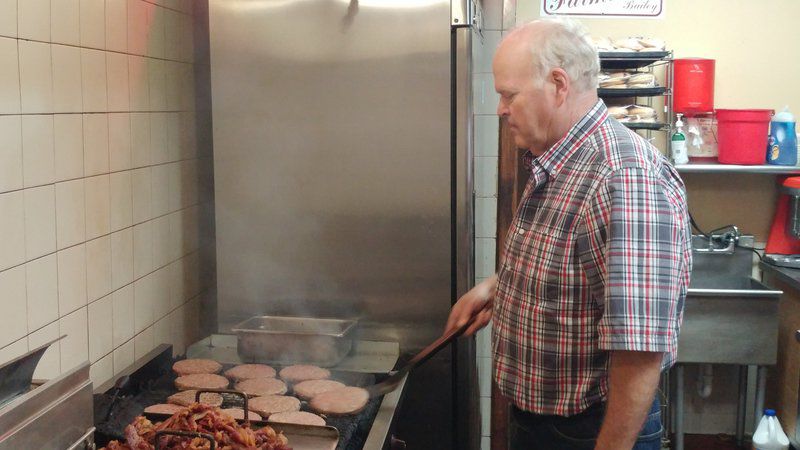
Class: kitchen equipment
765,177,800,267
716,109,772,164
0,335,63,407
97,343,405,450
364,306,483,398
0,361,94,450
209,1,479,448
674,58,715,115
231,316,357,367
767,107,798,166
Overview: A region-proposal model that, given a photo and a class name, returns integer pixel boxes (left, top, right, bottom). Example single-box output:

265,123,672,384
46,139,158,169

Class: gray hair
519,18,600,93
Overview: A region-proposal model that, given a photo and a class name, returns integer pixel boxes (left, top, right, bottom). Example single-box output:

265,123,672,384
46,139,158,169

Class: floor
682,434,749,450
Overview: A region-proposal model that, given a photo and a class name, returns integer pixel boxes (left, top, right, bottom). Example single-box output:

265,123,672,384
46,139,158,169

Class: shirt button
517,228,525,235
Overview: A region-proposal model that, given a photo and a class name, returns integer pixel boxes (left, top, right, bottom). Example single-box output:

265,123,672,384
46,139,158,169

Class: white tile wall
55,179,86,248
19,41,53,113
0,192,25,270
108,113,132,171
84,114,110,176
0,115,23,191
0,266,28,348
18,0,50,42
51,0,80,46
24,185,57,259
0,0,16,38
0,1,203,383
112,284,135,347
472,2,508,446
0,37,20,114
21,114,55,187
26,254,59,331
85,174,111,239
53,114,84,181
52,45,83,112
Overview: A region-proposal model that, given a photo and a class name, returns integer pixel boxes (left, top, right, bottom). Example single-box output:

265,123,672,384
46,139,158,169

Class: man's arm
444,274,497,336
594,350,663,450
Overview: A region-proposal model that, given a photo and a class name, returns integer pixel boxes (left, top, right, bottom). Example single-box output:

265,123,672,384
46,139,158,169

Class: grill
93,343,405,450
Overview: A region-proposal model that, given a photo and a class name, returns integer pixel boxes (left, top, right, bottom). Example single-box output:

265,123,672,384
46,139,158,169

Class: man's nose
496,101,508,117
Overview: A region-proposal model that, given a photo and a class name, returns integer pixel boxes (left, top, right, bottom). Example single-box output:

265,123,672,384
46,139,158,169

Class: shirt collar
522,99,609,177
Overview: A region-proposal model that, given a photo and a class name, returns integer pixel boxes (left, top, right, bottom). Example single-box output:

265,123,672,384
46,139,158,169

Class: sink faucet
695,225,740,254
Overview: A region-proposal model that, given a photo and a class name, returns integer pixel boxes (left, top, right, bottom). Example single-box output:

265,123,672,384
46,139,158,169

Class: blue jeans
509,396,663,450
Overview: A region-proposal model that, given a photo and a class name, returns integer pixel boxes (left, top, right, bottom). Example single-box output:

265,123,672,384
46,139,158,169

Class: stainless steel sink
677,235,782,365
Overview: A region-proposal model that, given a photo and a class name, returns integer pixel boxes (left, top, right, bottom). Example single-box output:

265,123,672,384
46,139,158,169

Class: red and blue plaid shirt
493,100,692,416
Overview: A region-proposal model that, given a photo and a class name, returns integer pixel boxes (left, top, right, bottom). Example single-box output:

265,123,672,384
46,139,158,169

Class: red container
674,58,715,115
715,109,772,165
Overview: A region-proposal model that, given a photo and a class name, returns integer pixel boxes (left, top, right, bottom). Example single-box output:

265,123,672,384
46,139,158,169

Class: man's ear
550,68,570,106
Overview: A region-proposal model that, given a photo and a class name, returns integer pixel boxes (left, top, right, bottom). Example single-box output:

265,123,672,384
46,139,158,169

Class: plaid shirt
493,100,692,416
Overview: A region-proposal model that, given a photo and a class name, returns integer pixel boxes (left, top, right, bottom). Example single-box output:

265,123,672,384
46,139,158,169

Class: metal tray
231,316,358,367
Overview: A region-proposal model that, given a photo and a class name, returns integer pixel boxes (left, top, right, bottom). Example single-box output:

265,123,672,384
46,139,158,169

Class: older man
446,19,692,450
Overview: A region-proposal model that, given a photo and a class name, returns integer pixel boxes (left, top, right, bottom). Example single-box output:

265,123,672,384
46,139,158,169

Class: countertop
760,261,800,292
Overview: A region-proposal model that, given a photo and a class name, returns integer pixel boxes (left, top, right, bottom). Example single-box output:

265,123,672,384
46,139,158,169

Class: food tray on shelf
599,51,671,69
622,122,670,131
597,86,668,98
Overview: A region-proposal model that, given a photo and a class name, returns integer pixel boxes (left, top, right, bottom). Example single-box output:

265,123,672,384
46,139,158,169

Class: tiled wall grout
0,159,202,197
0,0,206,378
0,202,207,275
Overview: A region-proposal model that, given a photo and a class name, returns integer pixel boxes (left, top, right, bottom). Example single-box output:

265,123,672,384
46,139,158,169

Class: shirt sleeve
597,167,687,353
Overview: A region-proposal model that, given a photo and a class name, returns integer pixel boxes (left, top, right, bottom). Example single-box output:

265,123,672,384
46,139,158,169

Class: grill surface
94,350,384,450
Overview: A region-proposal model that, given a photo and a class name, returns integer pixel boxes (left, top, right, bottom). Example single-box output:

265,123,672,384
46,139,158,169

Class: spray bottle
672,113,689,164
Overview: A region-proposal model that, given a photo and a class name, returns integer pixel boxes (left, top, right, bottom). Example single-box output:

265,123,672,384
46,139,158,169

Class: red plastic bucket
715,109,772,165
674,58,715,115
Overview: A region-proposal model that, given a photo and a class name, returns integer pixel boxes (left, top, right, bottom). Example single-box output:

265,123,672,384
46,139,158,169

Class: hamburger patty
167,390,224,407
292,379,345,401
247,395,301,417
172,359,222,376
234,378,288,397
221,408,262,421
278,365,331,384
309,386,369,416
144,403,184,415
224,364,277,381
268,411,326,427
174,373,229,391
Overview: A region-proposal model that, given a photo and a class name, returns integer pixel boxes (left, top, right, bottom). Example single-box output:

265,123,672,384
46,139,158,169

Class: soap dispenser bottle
767,106,797,166
672,113,689,164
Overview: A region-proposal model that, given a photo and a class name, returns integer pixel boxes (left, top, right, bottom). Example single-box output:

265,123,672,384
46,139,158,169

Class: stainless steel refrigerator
209,1,479,448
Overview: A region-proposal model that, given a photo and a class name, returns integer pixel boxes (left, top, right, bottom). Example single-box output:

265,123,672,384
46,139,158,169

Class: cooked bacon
100,403,291,450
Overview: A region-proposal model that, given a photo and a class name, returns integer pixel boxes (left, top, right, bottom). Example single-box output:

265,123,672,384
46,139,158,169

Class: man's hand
444,275,498,336
594,350,664,450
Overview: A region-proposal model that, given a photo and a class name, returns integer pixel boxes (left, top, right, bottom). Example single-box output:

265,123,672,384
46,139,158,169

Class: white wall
472,1,507,448
0,0,206,390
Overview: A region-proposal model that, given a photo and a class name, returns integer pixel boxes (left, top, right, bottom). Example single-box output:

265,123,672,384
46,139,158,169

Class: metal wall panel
209,0,454,347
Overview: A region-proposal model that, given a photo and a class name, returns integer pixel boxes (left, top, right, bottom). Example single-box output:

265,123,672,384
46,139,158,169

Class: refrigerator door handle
452,0,477,28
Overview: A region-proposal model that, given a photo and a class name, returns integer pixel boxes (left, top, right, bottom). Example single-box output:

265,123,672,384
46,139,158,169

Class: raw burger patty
167,390,224,407
224,364,276,381
292,379,345,400
309,387,369,416
144,403,184,415
248,395,301,417
268,411,326,427
174,373,229,391
221,408,262,421
235,378,287,396
172,359,222,376
278,365,331,384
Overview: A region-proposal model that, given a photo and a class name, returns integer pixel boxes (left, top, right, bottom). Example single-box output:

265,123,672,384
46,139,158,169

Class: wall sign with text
541,0,665,18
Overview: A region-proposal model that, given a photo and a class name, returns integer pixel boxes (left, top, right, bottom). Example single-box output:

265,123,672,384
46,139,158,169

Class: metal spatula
363,305,487,398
